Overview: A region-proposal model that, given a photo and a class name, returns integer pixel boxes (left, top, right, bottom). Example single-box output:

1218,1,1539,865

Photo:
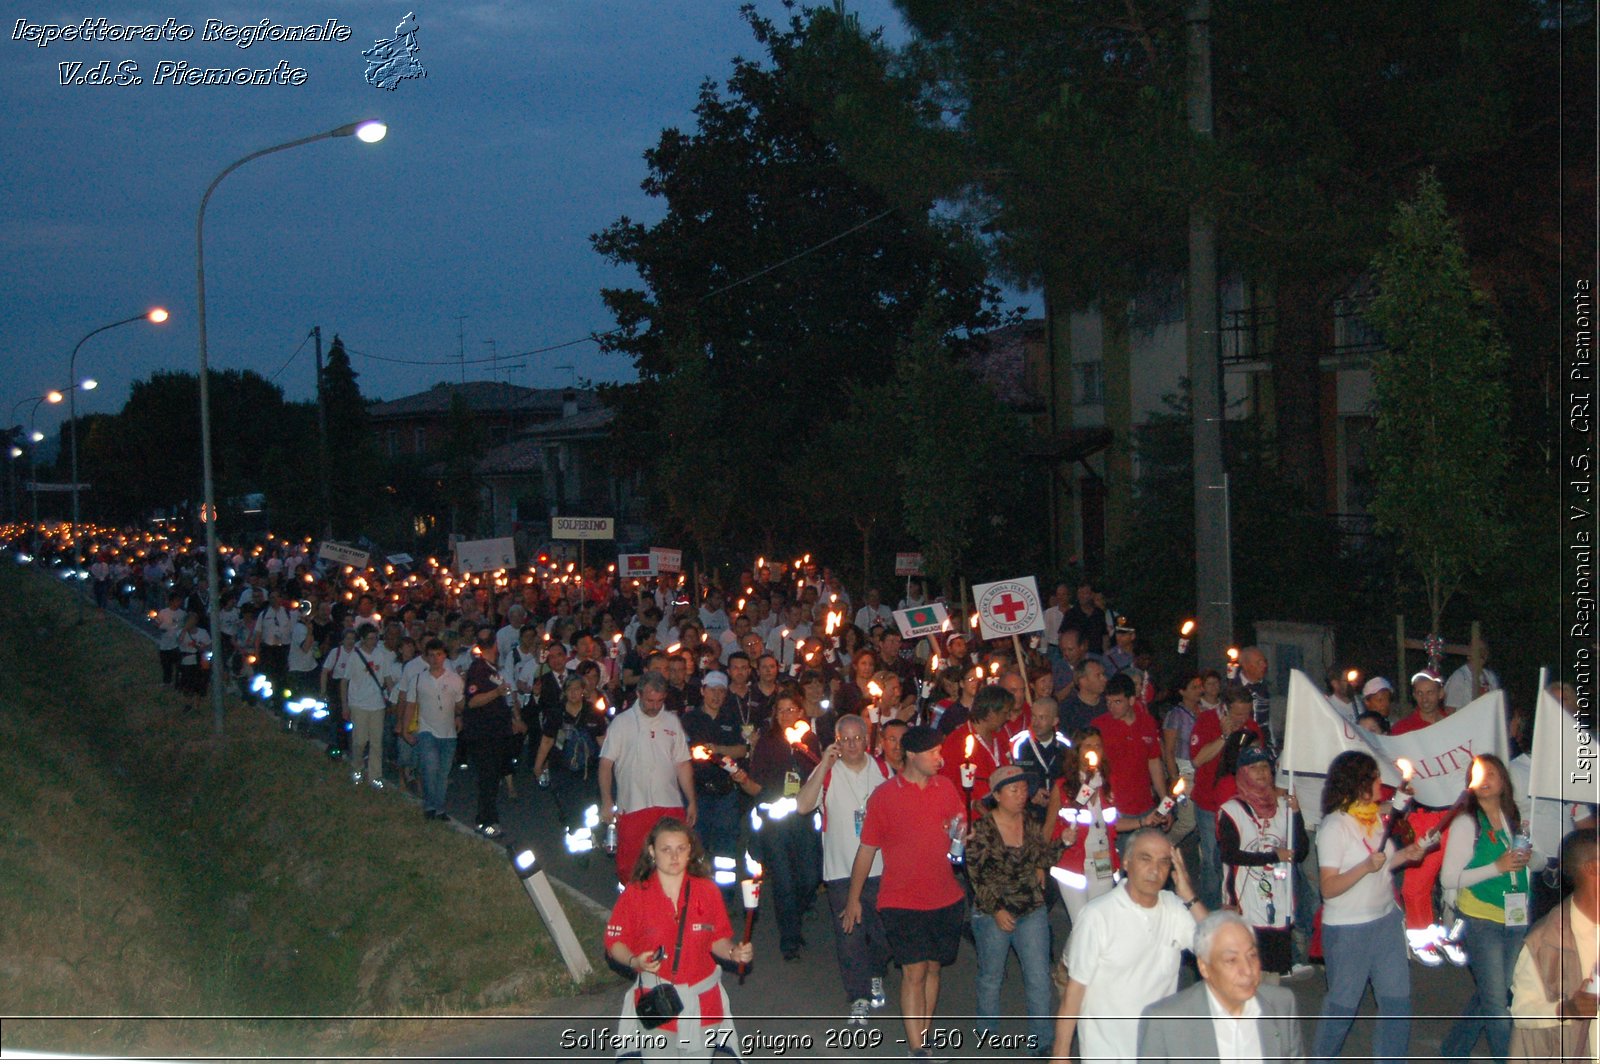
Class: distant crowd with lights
8,521,1598,1064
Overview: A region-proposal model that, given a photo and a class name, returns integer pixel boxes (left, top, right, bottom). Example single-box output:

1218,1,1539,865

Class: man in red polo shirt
842,725,967,1061
1092,673,1170,851
940,685,1014,819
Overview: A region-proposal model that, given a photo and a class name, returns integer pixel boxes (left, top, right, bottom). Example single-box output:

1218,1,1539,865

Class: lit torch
739,854,763,984
1155,777,1188,817
1178,619,1196,655
1075,750,1100,805
1226,646,1241,681
784,719,811,747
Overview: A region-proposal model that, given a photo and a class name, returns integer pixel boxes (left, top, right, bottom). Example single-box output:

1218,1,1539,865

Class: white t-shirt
156,607,185,650
397,655,427,703
287,620,319,673
410,667,464,738
699,606,731,639
1317,809,1399,926
819,757,889,881
495,623,522,667
598,704,691,813
1065,885,1194,1064
854,604,893,632
1444,664,1500,710
344,643,397,711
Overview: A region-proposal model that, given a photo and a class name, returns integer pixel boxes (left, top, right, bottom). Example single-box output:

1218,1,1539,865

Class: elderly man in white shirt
1138,910,1305,1063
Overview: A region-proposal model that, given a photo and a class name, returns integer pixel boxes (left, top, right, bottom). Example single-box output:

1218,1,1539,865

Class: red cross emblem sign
971,577,1044,641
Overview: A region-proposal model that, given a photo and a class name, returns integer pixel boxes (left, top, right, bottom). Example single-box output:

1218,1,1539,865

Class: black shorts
880,898,965,967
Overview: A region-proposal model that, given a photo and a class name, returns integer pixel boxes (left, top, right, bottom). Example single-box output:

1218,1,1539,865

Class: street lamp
11,391,64,527
69,308,169,612
196,119,388,735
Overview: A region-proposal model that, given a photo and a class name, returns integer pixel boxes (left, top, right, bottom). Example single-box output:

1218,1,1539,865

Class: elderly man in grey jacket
1138,911,1304,1063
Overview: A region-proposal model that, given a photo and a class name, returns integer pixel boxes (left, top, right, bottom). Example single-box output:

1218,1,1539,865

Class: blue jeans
757,813,822,955
1313,907,1411,1064
415,732,457,814
1195,806,1223,911
1441,915,1528,1063
973,906,1054,1055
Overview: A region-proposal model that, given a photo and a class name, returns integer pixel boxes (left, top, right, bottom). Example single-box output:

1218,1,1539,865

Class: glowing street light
196,120,388,735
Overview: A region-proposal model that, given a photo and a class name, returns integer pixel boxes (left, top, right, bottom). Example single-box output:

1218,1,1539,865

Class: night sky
1,1,919,440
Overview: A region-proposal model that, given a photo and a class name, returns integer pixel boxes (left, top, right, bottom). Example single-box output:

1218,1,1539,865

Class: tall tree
592,6,1000,563
1365,173,1510,637
318,335,381,537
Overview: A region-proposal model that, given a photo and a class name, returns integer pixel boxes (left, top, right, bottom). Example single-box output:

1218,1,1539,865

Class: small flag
894,602,949,639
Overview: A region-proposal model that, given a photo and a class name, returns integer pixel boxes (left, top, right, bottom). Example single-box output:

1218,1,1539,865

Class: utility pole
1186,0,1234,664
455,313,468,384
313,326,332,538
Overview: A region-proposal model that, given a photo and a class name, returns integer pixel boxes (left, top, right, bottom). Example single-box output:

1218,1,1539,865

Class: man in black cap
841,724,968,1060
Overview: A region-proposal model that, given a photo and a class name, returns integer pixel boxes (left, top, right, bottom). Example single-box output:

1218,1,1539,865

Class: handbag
634,879,692,1029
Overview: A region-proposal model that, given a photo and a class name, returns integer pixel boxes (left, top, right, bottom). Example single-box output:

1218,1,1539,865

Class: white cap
1362,677,1394,698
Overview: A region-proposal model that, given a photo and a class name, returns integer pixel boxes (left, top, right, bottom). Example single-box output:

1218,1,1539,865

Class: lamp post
196,119,388,736
11,393,63,527
70,310,167,616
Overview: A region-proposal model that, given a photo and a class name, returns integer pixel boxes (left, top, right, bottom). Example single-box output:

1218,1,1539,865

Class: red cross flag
971,577,1044,641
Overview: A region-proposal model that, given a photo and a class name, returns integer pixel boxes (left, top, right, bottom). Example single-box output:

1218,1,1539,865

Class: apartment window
1076,361,1105,405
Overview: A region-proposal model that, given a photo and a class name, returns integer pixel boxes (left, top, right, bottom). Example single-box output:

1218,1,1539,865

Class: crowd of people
13,523,1599,1063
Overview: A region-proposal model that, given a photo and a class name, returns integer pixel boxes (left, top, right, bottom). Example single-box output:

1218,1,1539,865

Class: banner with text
453,536,517,574
618,553,656,578
551,516,614,540
894,552,924,577
1279,669,1508,825
894,602,949,639
317,541,371,570
971,576,1044,641
650,547,683,574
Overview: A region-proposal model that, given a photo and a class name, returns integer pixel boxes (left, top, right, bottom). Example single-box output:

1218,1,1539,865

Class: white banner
317,541,371,570
893,602,949,639
1525,678,1598,855
651,547,683,574
1279,669,1508,825
551,516,614,540
894,552,924,577
453,536,517,574
971,576,1043,641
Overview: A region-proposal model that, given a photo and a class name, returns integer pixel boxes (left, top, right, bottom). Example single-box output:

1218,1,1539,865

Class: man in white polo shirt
597,670,697,884
403,638,464,821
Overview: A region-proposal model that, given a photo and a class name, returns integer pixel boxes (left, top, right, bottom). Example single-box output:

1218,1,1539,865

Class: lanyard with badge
1490,817,1531,927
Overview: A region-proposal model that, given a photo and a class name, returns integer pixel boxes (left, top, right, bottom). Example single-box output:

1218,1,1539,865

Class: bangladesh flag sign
894,602,950,639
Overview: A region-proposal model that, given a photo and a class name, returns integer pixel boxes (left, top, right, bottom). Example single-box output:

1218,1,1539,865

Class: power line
340,205,903,369
266,329,314,384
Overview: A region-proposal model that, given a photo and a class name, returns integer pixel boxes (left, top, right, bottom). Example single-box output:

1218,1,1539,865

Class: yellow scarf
1347,800,1381,830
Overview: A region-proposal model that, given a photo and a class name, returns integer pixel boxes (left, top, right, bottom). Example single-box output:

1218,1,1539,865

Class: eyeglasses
837,734,866,743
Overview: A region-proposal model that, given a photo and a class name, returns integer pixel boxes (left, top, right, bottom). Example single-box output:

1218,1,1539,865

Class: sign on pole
618,553,657,578
971,577,1044,641
651,547,683,574
454,536,517,574
894,552,925,577
551,516,615,540
318,541,371,570
386,553,414,566
894,602,949,639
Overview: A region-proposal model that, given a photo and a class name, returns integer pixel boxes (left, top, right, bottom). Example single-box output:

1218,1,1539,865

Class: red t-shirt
1389,708,1450,736
1186,710,1262,811
605,872,733,1021
939,722,1010,809
1092,710,1164,816
860,772,967,911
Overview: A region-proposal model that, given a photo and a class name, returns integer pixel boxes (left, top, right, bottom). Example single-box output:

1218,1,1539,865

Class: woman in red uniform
605,818,753,1060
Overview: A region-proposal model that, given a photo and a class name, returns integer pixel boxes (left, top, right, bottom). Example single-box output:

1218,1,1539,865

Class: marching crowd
18,526,1600,1063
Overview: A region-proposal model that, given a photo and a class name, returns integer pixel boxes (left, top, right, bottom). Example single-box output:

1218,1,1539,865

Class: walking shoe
350,770,364,785
848,999,870,1026
1284,963,1316,981
1405,927,1444,967
869,976,887,1008
369,778,385,790
1438,938,1468,966
477,823,504,839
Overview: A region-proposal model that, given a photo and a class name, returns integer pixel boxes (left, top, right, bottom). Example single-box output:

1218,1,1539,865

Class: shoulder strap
669,878,692,977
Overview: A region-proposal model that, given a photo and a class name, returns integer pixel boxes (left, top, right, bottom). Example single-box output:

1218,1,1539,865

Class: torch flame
866,680,883,698
930,655,941,670
825,611,840,636
784,721,811,745
595,697,608,713
667,643,681,654
692,745,712,761
1084,750,1099,771
1396,758,1414,783
1171,778,1187,797
1346,668,1360,684
1226,647,1240,662
1468,757,1486,790
1180,620,1196,637
989,661,1000,675
964,734,975,759
969,612,979,629
757,556,765,569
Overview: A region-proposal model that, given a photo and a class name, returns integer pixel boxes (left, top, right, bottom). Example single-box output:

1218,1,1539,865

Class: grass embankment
0,566,606,1056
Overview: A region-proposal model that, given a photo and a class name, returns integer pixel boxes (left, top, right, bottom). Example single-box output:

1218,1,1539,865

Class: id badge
1090,849,1113,879
741,723,756,744
783,770,801,797
853,808,865,838
1504,891,1530,928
